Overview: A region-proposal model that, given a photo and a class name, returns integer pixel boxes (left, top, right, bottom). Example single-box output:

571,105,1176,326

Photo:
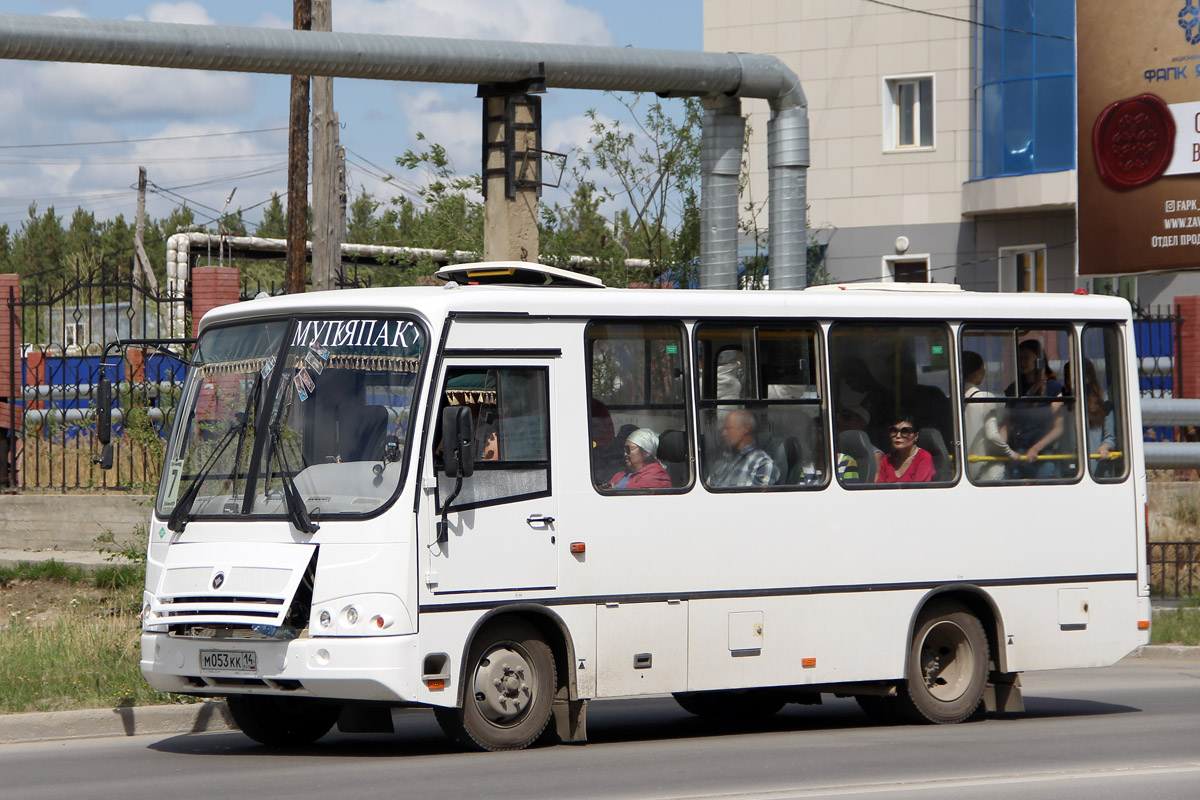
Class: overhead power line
859,0,1074,41
0,126,288,151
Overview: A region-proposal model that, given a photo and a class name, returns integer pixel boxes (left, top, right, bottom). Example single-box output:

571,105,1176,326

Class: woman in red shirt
603,428,672,490
876,413,936,483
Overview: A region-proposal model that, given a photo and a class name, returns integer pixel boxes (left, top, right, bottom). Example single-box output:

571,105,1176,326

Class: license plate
200,649,258,673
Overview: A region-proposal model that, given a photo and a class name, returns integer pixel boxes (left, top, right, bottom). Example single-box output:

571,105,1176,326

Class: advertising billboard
1078,0,1200,274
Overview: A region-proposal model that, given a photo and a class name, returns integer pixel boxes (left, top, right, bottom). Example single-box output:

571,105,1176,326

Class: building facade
703,0,1200,303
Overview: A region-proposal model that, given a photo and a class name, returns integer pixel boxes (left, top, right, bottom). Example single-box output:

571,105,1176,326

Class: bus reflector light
802,657,817,668
570,542,586,554
425,679,446,690
1138,620,1150,630
372,614,394,630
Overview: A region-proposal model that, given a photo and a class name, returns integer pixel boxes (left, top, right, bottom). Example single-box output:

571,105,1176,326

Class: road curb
0,701,233,744
1128,644,1200,660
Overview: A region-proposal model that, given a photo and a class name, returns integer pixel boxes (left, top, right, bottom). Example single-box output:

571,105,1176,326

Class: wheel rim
917,620,976,702
471,643,538,728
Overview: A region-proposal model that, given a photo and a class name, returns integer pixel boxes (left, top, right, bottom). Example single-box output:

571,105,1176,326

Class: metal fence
1149,541,1200,599
3,273,189,493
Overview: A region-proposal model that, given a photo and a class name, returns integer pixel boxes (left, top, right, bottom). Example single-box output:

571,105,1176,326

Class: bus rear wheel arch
434,618,557,751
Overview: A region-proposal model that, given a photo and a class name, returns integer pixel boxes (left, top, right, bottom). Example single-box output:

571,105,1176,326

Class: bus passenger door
426,362,559,594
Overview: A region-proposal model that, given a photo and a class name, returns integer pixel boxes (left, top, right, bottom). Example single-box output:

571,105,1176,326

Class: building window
973,0,1075,178
883,255,930,283
884,76,934,151
999,246,1046,292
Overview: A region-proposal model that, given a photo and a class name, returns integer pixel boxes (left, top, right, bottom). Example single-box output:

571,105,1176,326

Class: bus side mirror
95,374,114,470
96,374,112,445
441,406,475,479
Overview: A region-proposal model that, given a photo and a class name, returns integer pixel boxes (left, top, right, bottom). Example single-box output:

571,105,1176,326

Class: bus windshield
157,316,424,525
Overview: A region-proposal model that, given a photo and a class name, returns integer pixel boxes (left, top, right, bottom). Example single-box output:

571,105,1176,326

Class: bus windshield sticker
304,350,325,374
293,373,310,402
260,354,276,380
299,369,316,393
160,460,184,512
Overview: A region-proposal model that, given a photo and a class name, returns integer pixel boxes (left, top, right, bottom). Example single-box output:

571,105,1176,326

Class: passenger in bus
1079,361,1117,468
600,428,671,490
961,350,1015,481
707,409,780,487
1004,339,1065,479
876,412,936,483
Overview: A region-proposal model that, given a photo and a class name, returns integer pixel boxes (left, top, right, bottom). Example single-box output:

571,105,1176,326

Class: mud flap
983,671,1024,714
553,698,587,744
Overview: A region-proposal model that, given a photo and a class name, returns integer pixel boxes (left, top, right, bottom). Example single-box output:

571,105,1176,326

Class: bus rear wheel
898,601,989,724
226,695,340,746
673,690,785,724
434,619,556,751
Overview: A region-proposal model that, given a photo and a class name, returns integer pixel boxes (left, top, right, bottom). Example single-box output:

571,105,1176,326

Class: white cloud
145,2,216,26
23,61,255,119
333,0,613,45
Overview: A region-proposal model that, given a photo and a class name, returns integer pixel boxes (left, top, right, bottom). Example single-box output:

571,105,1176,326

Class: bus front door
426,362,559,594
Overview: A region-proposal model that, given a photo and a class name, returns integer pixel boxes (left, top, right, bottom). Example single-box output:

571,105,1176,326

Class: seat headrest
657,429,688,463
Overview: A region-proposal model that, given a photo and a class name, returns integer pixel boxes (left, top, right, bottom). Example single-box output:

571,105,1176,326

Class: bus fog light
371,614,394,630
319,610,332,628
344,606,359,626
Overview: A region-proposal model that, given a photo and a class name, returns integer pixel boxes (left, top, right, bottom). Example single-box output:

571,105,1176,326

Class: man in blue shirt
708,409,780,488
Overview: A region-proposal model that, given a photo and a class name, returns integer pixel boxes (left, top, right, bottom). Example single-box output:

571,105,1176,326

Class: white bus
131,263,1150,750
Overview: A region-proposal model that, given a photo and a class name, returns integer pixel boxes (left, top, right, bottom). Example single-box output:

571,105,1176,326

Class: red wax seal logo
1092,93,1175,191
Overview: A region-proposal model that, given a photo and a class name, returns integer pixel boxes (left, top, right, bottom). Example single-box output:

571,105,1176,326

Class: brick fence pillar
1175,295,1200,399
0,274,20,489
190,267,241,337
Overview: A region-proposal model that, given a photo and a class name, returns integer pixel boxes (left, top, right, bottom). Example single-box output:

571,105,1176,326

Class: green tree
255,193,286,239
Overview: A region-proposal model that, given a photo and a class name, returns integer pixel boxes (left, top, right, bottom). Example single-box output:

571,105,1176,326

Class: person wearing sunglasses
876,412,935,483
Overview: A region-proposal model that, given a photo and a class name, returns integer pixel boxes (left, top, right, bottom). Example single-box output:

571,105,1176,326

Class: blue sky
0,1,701,233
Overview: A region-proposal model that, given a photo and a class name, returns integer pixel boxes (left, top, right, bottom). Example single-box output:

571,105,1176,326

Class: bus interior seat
782,435,804,484
657,429,689,487
916,427,951,481
837,430,878,483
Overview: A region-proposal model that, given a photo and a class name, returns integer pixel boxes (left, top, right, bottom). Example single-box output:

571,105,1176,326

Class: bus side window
695,324,825,490
435,367,550,510
1081,324,1128,481
829,323,956,486
961,325,1079,483
587,321,691,492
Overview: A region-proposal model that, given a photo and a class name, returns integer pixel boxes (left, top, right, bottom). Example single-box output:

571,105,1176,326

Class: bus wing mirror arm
94,372,113,469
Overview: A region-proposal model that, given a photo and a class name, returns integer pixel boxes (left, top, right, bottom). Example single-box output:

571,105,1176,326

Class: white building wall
704,0,973,240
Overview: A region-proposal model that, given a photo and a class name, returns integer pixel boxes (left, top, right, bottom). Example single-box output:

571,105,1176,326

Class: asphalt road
2,656,1198,800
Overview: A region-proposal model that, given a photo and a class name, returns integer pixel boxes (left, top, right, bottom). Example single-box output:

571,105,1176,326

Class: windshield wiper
167,370,264,533
268,423,320,534
167,414,247,533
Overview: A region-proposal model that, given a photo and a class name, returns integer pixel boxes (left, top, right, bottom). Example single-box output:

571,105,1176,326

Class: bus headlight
312,594,411,636
141,591,167,633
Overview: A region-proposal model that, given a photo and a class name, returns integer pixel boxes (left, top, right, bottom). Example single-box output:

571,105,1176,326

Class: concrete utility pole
310,0,343,292
285,0,312,295
479,76,544,263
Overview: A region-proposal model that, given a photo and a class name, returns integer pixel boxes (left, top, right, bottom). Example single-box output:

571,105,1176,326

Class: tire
434,619,556,751
897,601,989,724
225,694,340,746
672,690,785,725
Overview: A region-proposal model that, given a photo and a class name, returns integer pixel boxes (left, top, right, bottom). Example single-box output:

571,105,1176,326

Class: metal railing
1149,541,1200,599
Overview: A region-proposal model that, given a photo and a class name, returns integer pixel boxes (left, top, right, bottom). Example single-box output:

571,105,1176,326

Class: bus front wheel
226,695,340,746
434,619,556,751
899,601,989,724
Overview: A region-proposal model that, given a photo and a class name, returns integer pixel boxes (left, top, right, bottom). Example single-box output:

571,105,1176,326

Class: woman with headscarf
602,428,672,489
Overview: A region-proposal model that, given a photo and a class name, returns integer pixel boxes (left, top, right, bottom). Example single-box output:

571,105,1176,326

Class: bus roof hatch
435,262,605,289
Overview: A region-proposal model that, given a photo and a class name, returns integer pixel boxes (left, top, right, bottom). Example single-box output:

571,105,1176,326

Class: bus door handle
526,514,555,529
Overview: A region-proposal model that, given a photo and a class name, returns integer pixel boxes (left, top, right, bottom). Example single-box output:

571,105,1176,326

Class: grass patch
0,563,190,714
1151,600,1200,646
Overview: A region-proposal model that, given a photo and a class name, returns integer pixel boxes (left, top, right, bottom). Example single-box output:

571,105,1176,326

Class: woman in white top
962,350,1016,481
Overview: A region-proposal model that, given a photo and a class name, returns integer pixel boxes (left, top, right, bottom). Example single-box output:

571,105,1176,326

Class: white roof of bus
200,281,1133,334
